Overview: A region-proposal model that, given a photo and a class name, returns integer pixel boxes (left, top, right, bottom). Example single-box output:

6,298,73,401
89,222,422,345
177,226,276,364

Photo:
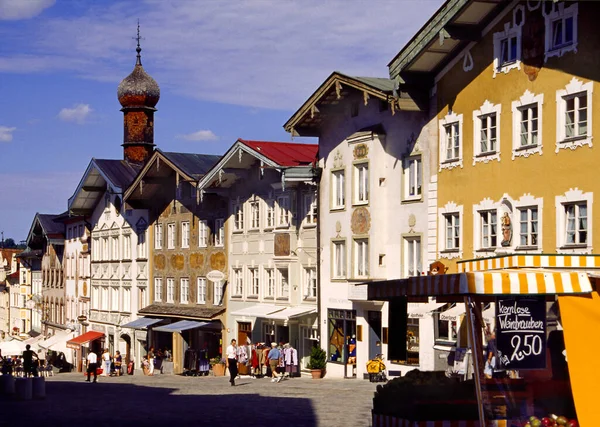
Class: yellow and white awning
368,269,593,300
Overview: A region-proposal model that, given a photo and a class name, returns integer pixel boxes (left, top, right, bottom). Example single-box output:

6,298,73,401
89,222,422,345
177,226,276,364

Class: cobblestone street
1,373,378,427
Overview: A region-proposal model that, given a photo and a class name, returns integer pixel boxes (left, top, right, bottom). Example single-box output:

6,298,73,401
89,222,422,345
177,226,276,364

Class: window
111,236,119,260
233,203,244,232
138,287,147,310
181,222,190,248
123,235,131,260
480,210,498,249
332,240,346,279
439,111,463,170
180,278,189,304
278,267,289,299
197,277,206,304
265,268,275,298
214,219,224,247
137,231,147,259
327,309,356,364
305,267,317,299
233,269,243,297
166,278,175,303
250,201,260,229
518,207,538,247
354,239,369,278
500,35,518,66
154,224,163,249
198,220,208,247
103,287,110,311
122,288,130,313
556,189,592,251
304,192,317,225
331,170,345,209
265,200,275,229
92,286,99,310
492,9,523,78
167,223,175,249
564,203,587,246
444,213,460,251
544,2,577,61
249,268,259,296
214,281,223,305
111,287,119,311
354,163,369,204
437,313,458,342
511,90,544,159
403,156,422,200
276,196,290,227
154,278,163,302
404,237,422,277
556,78,593,152
480,114,498,154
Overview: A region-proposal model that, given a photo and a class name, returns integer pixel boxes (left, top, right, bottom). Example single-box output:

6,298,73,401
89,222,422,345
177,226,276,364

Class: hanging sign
206,270,225,283
495,296,546,370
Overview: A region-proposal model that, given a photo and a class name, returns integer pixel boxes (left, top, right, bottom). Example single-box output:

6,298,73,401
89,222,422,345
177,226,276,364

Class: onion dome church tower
117,24,160,165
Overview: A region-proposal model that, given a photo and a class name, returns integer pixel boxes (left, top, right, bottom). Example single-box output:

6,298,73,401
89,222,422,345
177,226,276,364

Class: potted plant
307,346,327,379
210,357,226,376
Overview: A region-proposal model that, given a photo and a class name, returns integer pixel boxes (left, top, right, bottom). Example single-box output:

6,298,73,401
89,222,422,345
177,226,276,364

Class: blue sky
0,0,443,241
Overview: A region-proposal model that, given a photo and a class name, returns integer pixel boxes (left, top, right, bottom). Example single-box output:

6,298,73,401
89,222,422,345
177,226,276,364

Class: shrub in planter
307,346,326,378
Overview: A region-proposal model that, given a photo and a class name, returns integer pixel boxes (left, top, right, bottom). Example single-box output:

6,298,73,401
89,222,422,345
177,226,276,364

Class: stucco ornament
190,253,204,269
353,143,368,160
408,214,417,229
210,252,226,271
154,254,166,270
170,254,185,270
351,207,371,235
333,150,343,168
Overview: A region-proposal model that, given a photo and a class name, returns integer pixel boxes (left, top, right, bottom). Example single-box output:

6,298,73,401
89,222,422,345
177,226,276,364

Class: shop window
511,90,544,160
555,78,593,152
353,162,369,205
438,111,463,171
331,169,345,210
544,1,578,61
327,309,356,364
436,314,458,343
403,155,422,201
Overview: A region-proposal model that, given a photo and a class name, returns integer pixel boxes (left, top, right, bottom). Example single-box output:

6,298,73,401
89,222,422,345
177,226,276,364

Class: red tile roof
239,139,318,167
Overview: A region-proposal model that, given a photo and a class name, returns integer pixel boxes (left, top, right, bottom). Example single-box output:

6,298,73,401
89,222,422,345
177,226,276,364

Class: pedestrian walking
225,339,238,386
86,351,98,383
114,351,122,376
101,348,111,376
147,347,155,376
267,342,282,383
22,345,39,377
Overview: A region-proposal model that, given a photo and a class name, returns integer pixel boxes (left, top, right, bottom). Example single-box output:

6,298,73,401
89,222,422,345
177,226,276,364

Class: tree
2,238,16,248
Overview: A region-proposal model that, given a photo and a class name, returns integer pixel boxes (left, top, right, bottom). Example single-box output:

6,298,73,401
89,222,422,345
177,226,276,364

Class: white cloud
178,130,218,142
0,0,55,20
0,126,16,142
2,1,444,110
58,104,93,124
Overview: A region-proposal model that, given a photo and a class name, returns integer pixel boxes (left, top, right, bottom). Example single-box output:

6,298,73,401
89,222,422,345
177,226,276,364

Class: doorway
367,310,382,361
120,333,131,365
237,321,251,345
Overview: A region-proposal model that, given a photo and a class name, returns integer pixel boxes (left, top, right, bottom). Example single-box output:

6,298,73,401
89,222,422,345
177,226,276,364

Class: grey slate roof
94,159,141,190
138,303,225,320
160,151,222,180
37,213,66,236
345,74,395,93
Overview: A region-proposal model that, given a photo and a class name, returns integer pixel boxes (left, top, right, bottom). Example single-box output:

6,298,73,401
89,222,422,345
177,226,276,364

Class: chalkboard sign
495,296,546,370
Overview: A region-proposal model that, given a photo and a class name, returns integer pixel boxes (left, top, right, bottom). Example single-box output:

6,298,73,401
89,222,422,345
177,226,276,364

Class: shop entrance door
367,311,382,361
237,322,251,345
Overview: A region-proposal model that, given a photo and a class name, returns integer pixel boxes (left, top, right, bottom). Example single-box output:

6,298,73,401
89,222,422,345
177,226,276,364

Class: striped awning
368,269,593,300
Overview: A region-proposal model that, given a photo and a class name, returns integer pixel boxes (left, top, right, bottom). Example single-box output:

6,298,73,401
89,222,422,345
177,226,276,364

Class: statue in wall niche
428,261,447,275
501,212,512,247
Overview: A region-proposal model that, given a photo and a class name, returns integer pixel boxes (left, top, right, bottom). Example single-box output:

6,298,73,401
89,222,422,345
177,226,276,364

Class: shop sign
77,315,87,322
495,296,546,370
206,270,225,283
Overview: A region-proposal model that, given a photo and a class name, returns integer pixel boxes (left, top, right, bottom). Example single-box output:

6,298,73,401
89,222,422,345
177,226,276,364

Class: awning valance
368,269,593,300
66,331,104,349
38,330,74,350
408,301,445,319
263,306,316,320
121,317,161,330
230,304,285,318
153,320,213,333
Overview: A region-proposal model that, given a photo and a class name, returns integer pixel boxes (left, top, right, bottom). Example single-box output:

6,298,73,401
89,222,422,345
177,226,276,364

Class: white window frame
196,277,206,304
214,219,224,247
353,162,369,205
544,1,578,62
214,281,223,306
480,210,499,250
249,268,259,297
473,100,502,165
303,192,317,226
154,224,163,250
180,278,189,304
167,223,176,249
403,155,422,201
403,236,422,277
515,193,544,252
438,202,463,259
492,6,524,78
264,268,275,299
111,287,119,312
249,200,261,230
233,268,243,297
198,220,208,247
276,195,290,227
518,206,539,249
331,169,346,210
353,238,369,279
166,278,175,303
277,267,289,300
332,240,347,279
511,90,544,159
555,77,593,152
122,287,131,313
438,111,463,170
556,188,593,253
181,221,190,249
265,200,275,229
233,202,244,232
154,277,163,302
304,267,317,299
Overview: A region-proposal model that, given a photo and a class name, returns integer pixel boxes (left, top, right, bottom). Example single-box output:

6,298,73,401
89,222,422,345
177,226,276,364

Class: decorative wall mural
351,207,371,235
353,143,369,160
274,233,291,257
170,254,185,270
190,253,204,269
210,252,227,271
154,254,166,270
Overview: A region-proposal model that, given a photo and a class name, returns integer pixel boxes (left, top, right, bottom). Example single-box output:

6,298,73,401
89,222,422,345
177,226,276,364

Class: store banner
495,296,546,370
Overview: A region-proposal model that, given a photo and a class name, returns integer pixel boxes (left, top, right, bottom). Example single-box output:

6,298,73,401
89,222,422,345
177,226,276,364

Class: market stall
368,254,596,427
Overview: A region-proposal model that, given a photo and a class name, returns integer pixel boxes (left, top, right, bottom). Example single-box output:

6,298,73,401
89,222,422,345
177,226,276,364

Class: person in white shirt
86,351,98,383
225,339,238,386
101,349,111,377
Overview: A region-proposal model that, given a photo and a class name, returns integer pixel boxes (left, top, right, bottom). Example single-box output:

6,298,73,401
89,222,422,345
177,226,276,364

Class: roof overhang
387,0,509,88
68,159,122,216
284,71,421,137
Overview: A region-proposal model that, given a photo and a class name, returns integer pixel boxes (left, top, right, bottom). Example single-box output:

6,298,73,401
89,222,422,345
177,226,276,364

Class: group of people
225,339,298,386
85,348,123,383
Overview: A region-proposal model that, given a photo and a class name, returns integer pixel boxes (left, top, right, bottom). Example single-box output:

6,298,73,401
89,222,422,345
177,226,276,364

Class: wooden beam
444,23,481,42
81,186,105,192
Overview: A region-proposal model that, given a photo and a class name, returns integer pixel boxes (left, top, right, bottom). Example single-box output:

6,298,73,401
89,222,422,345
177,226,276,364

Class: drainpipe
314,166,323,347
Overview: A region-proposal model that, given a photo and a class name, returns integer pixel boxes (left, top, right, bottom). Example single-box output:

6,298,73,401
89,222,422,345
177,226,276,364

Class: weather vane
133,19,144,65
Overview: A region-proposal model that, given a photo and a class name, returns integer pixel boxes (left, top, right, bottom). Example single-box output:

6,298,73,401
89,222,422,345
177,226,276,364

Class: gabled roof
387,0,508,85
160,151,221,180
1,249,22,271
198,138,318,191
284,71,420,137
68,158,141,215
24,212,65,250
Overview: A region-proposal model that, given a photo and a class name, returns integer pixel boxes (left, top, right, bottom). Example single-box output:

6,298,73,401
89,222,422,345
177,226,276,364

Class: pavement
0,372,379,427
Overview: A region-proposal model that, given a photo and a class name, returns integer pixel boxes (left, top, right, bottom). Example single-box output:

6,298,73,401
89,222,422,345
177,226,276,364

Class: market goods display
519,414,578,427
